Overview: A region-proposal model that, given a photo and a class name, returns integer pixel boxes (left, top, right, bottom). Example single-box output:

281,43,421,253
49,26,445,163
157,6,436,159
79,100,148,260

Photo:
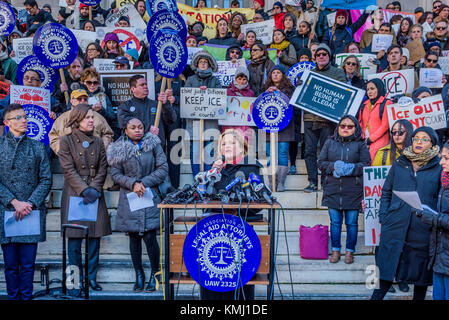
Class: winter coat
53,70,83,111
345,74,365,90
358,95,392,162
377,154,441,285
0,132,52,244
58,128,112,238
278,43,297,70
107,134,168,233
318,116,371,210
247,58,275,96
207,32,240,47
79,84,117,129
1,58,17,84
372,144,401,166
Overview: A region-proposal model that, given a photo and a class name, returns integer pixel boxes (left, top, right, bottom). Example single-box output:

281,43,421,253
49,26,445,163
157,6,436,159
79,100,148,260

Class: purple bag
299,224,329,260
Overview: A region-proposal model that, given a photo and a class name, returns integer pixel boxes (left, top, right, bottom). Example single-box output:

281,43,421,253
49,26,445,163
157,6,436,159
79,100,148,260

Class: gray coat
107,133,168,233
0,132,52,244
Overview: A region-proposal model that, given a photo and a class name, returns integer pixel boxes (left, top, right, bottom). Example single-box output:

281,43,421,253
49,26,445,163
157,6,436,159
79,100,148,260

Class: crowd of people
1,0,449,301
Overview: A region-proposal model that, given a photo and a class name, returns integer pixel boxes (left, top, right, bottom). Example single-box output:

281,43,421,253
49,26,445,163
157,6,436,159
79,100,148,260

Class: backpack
357,97,390,121
328,26,352,43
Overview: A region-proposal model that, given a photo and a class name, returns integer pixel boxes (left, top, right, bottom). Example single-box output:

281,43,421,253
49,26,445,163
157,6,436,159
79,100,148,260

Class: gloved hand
334,160,355,178
413,205,438,226
81,187,101,204
366,138,373,146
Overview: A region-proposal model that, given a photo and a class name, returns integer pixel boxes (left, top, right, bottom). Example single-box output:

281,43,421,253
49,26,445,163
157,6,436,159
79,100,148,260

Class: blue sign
146,0,177,17
150,29,188,79
79,0,101,5
18,55,59,92
183,214,261,292
252,91,293,133
287,61,315,86
33,23,79,69
5,104,54,146
0,2,16,37
146,9,188,44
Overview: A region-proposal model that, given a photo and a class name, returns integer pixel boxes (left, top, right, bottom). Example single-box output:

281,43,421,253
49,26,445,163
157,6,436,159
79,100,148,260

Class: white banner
72,30,97,53
371,34,393,52
180,87,227,119
12,38,33,64
387,94,446,131
240,19,275,45
93,58,134,72
335,53,377,80
367,69,415,98
218,96,257,126
105,3,146,30
213,59,247,87
10,85,51,112
419,68,443,88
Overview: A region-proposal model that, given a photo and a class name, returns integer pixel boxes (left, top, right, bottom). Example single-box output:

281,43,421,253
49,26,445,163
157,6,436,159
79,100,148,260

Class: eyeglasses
345,61,358,66
230,50,240,54
23,76,40,82
251,48,262,52
85,80,99,86
412,137,431,143
434,5,442,9
339,124,355,129
316,52,328,57
7,115,28,121
427,58,438,63
391,130,405,136
436,26,447,30
273,6,280,9
75,97,88,102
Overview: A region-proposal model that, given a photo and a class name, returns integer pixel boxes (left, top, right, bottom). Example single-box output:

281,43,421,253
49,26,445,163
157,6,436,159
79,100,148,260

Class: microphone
166,184,191,200
218,189,230,204
233,172,246,202
249,173,274,205
206,167,222,195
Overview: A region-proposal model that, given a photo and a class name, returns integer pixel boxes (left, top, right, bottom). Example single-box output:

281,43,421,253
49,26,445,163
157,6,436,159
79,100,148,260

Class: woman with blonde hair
340,55,365,89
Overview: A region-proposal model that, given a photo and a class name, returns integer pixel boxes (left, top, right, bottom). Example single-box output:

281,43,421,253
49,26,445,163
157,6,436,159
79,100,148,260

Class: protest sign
97,27,145,55
178,3,255,40
10,85,51,112
327,11,337,28
71,30,97,53
218,96,257,127
146,9,187,43
439,56,449,75
240,19,275,45
287,61,316,86
0,2,16,37
105,3,146,30
17,55,59,93
93,59,116,72
335,53,377,80
180,87,227,119
363,165,391,246
290,70,366,123
99,69,155,112
371,34,393,52
443,51,449,58
387,94,446,131
419,68,443,88
382,9,416,24
146,0,177,16
213,59,246,87
187,47,203,65
116,0,150,22
12,38,33,63
322,0,376,9
367,69,415,98
252,91,292,133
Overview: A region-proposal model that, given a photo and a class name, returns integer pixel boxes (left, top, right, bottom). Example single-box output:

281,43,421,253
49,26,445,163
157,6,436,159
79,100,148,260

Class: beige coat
49,109,114,155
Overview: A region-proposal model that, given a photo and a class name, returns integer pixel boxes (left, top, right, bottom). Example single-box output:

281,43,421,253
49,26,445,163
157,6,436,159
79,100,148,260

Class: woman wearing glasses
318,115,371,264
340,55,365,89
371,126,442,300
247,43,274,96
417,51,447,95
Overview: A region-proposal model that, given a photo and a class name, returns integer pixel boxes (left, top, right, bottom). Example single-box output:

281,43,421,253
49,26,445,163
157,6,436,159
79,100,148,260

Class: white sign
371,34,393,52
213,59,247,87
93,58,134,72
327,12,336,28
187,47,203,65
10,85,51,112
72,30,97,53
387,94,446,131
419,68,443,88
96,27,146,55
335,53,377,80
363,165,391,246
105,3,146,31
367,69,415,98
241,19,275,45
180,87,227,119
218,96,256,126
439,57,449,75
12,38,33,63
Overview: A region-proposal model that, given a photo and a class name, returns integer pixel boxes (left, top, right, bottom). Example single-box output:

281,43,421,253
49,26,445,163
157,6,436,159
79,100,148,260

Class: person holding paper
58,104,112,293
0,103,52,300
371,126,442,300
107,117,168,292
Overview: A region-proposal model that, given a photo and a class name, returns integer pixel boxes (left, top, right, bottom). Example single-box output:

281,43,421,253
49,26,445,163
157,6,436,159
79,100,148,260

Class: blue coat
377,154,441,285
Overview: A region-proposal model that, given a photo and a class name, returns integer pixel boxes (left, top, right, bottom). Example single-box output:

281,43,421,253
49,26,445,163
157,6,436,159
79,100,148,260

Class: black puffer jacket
429,186,449,276
317,115,371,210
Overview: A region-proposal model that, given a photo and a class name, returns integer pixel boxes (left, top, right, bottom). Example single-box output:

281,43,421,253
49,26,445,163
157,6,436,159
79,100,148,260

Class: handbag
299,224,329,260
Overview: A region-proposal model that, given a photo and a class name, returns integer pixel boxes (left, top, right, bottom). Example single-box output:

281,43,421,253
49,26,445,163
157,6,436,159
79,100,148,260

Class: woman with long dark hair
247,43,275,96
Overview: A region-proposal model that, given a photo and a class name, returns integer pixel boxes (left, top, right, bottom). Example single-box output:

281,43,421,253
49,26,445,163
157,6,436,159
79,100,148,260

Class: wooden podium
158,201,280,300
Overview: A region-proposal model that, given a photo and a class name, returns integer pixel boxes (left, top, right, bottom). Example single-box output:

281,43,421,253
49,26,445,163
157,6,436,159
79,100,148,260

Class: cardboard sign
387,94,446,131
335,53,377,80
240,19,275,45
180,87,227,119
405,39,426,63
10,85,51,112
105,3,146,30
290,70,366,123
96,27,145,55
371,34,393,52
116,0,150,22
12,38,33,63
363,165,391,246
419,68,443,88
99,69,155,112
367,69,415,98
213,59,247,87
218,96,256,126
71,30,97,53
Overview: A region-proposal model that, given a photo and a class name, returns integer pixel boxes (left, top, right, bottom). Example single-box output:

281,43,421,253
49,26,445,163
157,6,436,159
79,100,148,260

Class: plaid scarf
442,171,449,190
402,145,440,168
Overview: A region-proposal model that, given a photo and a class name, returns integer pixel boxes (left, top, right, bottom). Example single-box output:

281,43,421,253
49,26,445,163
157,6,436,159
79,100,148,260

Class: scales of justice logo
155,35,184,71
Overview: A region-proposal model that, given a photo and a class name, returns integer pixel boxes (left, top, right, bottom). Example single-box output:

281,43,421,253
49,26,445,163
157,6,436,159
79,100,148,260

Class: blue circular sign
287,61,315,86
0,2,15,37
79,0,101,5
146,9,187,44
252,91,293,133
150,29,188,79
183,214,261,292
18,55,59,92
146,0,177,17
33,23,79,69
5,104,54,146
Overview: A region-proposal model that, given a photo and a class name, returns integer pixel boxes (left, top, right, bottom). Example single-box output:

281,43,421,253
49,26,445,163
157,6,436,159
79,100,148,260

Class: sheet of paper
127,188,154,212
422,204,438,215
68,196,98,222
4,210,40,237
371,34,393,52
393,190,423,210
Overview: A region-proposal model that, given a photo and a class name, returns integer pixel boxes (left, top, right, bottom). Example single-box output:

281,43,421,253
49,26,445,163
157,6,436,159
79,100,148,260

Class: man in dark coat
0,104,52,300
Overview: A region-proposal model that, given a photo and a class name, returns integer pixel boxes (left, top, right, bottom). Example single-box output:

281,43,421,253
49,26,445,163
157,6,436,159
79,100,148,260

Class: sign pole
59,68,69,105
308,0,322,48
154,76,167,128
89,6,92,20
200,118,204,172
270,132,276,192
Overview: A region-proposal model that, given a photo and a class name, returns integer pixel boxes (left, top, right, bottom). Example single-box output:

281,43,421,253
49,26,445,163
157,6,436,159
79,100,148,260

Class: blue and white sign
146,0,177,17
287,61,315,86
252,91,293,132
149,29,188,79
79,0,101,6
183,214,261,292
17,55,59,92
0,2,16,37
146,9,188,44
33,23,79,69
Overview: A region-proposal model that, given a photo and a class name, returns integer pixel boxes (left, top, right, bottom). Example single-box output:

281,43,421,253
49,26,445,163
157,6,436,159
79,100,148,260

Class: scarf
442,171,449,190
270,40,290,52
402,145,440,168
250,55,267,66
233,81,248,90
197,67,213,79
0,49,8,61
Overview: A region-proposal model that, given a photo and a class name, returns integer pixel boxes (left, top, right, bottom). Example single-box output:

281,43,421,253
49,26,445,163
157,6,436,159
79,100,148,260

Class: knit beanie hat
412,86,432,100
273,1,283,10
412,126,439,146
235,66,250,80
104,32,120,45
335,9,348,22
315,43,331,56
254,0,264,7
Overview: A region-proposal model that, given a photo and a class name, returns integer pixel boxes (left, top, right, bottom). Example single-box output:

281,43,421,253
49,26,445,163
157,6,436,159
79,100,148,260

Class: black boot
145,271,161,292
133,269,145,292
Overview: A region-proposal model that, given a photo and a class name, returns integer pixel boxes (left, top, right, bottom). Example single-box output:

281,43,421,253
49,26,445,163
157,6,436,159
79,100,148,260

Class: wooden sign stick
89,6,92,21
271,131,276,192
59,68,69,105
308,0,322,48
154,76,167,128
199,118,204,172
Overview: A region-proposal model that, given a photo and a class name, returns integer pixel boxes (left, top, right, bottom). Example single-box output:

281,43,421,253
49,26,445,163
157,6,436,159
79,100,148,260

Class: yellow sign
178,3,255,40
116,0,150,22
